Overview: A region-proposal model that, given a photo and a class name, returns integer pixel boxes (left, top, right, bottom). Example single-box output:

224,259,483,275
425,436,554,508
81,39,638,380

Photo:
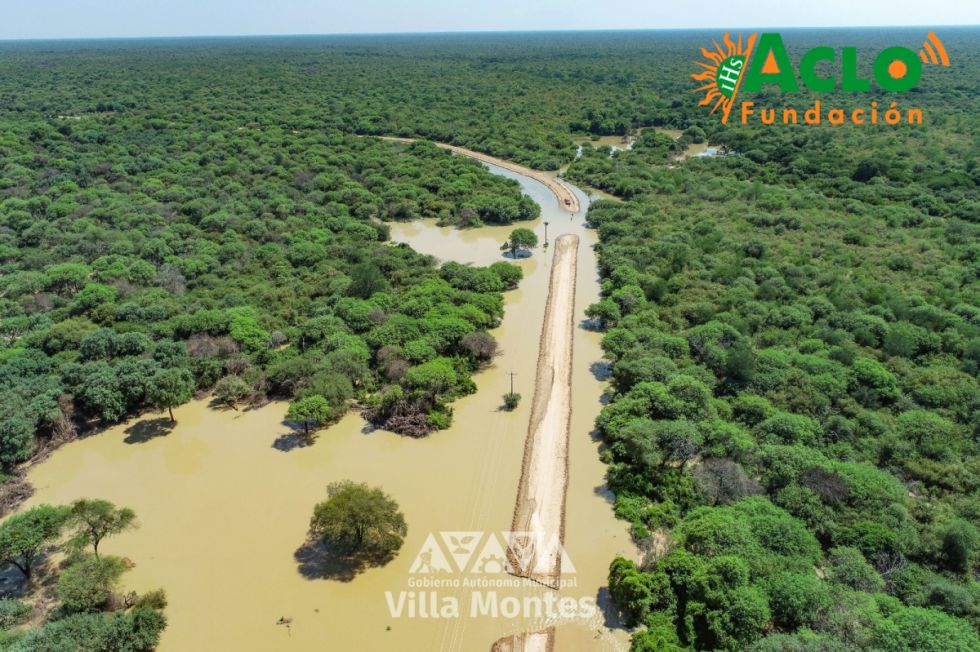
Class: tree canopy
309,481,407,559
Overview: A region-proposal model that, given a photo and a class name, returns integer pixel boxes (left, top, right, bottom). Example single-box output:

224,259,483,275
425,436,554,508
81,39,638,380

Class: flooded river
22,159,636,651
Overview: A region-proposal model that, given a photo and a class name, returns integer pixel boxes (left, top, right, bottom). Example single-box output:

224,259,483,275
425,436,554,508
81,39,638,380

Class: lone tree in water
503,228,538,258
68,499,137,559
310,481,407,558
147,368,195,423
287,395,331,439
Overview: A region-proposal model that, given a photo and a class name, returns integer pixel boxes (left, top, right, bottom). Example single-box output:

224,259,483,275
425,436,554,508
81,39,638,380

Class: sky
2,0,979,40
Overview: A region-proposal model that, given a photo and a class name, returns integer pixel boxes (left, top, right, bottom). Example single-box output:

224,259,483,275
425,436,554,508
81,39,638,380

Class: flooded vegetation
21,161,635,651
3,26,979,652
580,128,715,158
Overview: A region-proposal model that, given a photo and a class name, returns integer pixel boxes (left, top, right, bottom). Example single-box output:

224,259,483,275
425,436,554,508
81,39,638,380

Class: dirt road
379,137,580,214
506,234,579,589
491,629,554,652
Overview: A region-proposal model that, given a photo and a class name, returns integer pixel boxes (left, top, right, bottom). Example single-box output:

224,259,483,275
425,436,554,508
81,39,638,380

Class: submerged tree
286,395,332,439
461,331,498,361
310,481,407,558
503,228,538,258
212,375,251,410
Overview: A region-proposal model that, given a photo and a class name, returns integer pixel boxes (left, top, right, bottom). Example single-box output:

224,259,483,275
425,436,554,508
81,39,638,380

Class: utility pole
543,221,550,246
507,371,517,394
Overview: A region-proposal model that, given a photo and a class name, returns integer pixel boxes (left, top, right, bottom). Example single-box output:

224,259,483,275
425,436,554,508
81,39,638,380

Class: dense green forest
0,114,545,463
0,28,978,649
566,30,980,652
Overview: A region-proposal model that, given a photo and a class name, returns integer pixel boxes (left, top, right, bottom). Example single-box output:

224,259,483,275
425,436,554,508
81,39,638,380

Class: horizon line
2,23,978,43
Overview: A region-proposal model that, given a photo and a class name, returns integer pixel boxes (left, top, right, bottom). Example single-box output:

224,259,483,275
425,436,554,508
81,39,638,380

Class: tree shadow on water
590,360,612,381
580,317,603,331
271,430,313,452
123,417,175,444
593,483,616,505
294,538,394,583
597,586,627,630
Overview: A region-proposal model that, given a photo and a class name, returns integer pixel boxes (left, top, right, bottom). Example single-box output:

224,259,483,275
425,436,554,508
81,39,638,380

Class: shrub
56,555,128,613
0,599,30,628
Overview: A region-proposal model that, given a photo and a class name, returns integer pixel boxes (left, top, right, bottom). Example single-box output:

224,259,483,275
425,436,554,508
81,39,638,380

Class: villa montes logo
408,530,575,578
693,31,950,125
383,531,595,621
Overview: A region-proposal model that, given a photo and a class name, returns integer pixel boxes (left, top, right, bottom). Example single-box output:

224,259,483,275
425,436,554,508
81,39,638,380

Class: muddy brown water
21,161,636,651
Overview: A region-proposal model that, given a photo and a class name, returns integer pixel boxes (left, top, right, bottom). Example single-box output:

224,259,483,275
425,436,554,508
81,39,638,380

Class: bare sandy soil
507,234,579,589
379,137,580,213
491,629,555,652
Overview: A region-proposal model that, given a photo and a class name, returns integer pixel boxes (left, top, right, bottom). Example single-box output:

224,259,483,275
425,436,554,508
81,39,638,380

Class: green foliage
0,413,36,467
0,599,31,628
580,31,980,651
630,613,687,651
0,88,524,457
229,315,270,352
309,481,407,558
872,606,980,652
9,606,166,652
0,498,162,647
56,554,128,613
608,557,674,627
132,589,168,611
403,358,458,394
212,375,251,410
505,228,538,257
0,28,978,650
68,499,137,558
348,263,390,299
502,392,521,410
147,368,195,422
286,395,332,438
0,504,70,579
935,518,980,575
489,262,523,289
765,571,832,629
826,546,884,593
586,299,622,329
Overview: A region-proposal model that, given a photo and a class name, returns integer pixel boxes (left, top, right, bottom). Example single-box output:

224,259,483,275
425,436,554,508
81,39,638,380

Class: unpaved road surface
379,137,580,214
507,234,579,589
491,629,554,652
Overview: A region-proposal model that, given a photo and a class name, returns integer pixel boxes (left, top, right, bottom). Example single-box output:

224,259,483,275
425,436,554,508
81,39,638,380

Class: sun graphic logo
691,32,758,124
691,31,948,127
